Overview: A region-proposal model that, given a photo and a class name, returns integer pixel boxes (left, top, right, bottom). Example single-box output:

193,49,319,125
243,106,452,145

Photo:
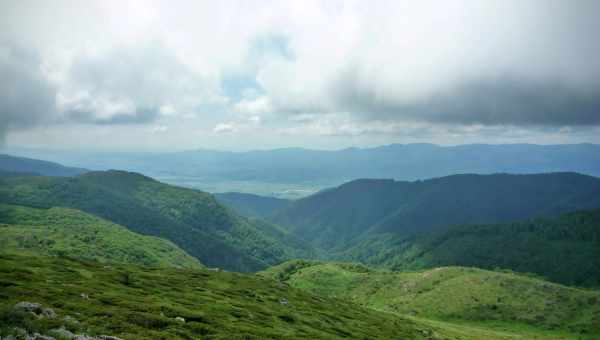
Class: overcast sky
1,0,600,151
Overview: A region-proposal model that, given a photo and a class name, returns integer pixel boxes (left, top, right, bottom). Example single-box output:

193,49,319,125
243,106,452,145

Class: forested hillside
273,173,600,250
339,209,600,286
0,171,311,271
215,192,290,218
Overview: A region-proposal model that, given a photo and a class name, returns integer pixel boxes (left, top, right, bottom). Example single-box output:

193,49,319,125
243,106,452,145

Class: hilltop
262,260,600,338
0,154,87,177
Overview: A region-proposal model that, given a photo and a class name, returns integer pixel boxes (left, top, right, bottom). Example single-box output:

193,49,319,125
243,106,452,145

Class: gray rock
49,327,75,339
26,333,55,340
279,297,289,305
174,316,185,323
41,308,56,319
98,336,124,340
13,302,42,313
63,315,80,324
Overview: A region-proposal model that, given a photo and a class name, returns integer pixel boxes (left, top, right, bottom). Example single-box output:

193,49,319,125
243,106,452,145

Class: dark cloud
0,43,57,144
331,73,600,127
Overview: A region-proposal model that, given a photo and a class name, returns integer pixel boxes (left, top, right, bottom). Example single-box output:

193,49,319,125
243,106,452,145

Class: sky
1,0,600,151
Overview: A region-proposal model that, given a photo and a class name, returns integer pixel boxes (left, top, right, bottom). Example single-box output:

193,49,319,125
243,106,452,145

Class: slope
262,260,600,338
340,208,600,287
273,173,600,250
0,204,202,269
0,253,480,340
215,192,291,218
0,171,311,272
0,154,87,177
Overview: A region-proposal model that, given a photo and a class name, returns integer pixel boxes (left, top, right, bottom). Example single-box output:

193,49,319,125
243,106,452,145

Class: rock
13,302,55,319
80,293,89,300
63,315,80,324
41,307,56,319
26,333,55,340
175,316,186,323
98,336,124,340
13,302,42,313
49,327,75,339
279,297,289,305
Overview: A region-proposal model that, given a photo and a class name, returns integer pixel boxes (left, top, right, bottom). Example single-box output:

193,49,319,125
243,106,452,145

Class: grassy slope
339,209,600,287
0,171,311,272
0,253,489,340
262,260,600,338
0,204,202,269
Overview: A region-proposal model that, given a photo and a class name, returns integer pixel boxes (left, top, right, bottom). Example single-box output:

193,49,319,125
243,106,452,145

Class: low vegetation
0,204,202,269
262,260,600,338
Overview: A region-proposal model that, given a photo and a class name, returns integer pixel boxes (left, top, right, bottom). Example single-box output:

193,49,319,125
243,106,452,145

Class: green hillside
0,204,202,269
272,173,600,251
215,192,290,219
0,253,488,340
339,209,600,287
262,260,600,338
0,171,311,272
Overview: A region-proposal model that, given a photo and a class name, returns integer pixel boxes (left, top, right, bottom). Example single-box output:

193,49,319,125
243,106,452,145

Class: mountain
340,208,600,287
0,171,311,272
0,204,202,269
7,144,600,196
262,260,600,337
0,253,473,340
272,172,600,250
215,192,290,218
0,154,87,177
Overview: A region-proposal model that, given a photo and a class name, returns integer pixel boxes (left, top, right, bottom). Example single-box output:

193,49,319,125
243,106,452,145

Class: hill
8,143,600,195
262,260,600,338
340,209,600,287
0,204,202,269
215,192,290,218
0,171,311,272
272,173,600,250
0,154,87,177
0,253,480,340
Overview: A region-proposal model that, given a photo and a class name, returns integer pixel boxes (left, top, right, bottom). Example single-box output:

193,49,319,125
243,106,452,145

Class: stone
175,316,186,323
49,327,75,339
13,302,42,313
279,297,289,305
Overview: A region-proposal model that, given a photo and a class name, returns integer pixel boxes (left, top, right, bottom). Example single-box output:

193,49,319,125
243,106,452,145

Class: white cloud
213,122,237,133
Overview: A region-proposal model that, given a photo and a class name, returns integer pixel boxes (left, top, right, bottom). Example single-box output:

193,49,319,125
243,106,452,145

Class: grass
262,260,600,339
0,204,202,269
0,253,469,340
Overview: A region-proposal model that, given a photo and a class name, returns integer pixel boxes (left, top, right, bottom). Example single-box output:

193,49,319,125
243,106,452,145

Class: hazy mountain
0,170,311,271
0,154,87,177
215,192,291,218
7,143,600,196
272,172,600,250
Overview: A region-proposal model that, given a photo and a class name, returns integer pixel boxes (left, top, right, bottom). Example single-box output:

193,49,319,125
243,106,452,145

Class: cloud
213,122,237,133
2,0,600,149
0,43,57,144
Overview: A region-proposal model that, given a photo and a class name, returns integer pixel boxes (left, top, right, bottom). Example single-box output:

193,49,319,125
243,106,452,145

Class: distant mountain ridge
0,154,88,177
272,172,600,250
6,143,600,194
